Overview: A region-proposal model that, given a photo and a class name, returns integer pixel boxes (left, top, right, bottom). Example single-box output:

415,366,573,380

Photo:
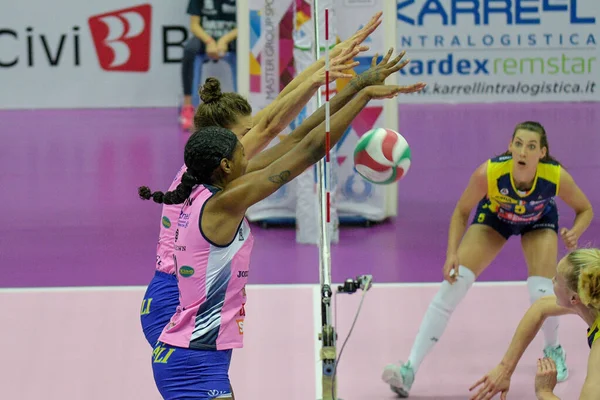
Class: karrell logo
88,4,152,72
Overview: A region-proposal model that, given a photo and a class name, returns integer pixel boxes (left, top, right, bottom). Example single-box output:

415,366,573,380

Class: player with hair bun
138,56,424,398
138,14,384,349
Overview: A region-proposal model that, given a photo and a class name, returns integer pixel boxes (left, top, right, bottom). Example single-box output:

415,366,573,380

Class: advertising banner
0,0,235,109
395,0,599,103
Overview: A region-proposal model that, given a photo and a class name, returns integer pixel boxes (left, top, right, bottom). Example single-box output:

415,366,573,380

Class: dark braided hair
138,172,198,205
138,126,239,205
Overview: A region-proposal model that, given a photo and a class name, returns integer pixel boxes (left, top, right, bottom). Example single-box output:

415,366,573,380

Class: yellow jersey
486,155,561,225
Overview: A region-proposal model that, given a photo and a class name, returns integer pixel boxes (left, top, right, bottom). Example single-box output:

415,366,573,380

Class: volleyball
353,128,411,184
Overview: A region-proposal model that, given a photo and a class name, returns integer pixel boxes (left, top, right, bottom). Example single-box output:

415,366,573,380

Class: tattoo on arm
350,70,382,91
268,171,291,185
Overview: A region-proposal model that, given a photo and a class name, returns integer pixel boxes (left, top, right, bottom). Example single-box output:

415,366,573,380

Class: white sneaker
382,361,415,398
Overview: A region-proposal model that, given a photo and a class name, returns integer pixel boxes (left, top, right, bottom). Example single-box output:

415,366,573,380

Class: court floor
0,283,590,400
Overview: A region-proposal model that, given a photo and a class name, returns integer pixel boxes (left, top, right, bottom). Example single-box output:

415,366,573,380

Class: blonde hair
565,248,600,310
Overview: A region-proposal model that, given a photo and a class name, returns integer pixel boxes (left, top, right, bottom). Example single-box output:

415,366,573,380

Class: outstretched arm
246,49,409,173
250,11,383,125
500,296,573,372
469,296,574,400
212,84,423,222
240,46,360,159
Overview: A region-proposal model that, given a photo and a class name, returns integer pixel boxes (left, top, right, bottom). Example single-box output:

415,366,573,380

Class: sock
407,265,476,375
527,276,560,348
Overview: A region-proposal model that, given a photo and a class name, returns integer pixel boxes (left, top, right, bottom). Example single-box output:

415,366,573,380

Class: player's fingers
396,82,426,93
331,72,353,80
469,377,486,391
483,390,499,400
333,51,360,66
389,58,411,74
357,13,382,40
333,61,359,71
371,53,379,68
537,358,545,373
386,50,407,68
380,47,394,65
470,383,490,400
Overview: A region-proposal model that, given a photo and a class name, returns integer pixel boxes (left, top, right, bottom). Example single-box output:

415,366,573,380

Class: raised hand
330,12,382,59
350,49,413,90
364,83,426,99
312,45,361,86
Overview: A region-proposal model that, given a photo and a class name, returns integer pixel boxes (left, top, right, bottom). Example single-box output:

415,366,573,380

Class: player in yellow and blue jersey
383,121,594,397
469,248,600,400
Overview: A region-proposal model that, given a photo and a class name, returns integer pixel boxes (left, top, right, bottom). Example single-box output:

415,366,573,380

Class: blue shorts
140,270,180,346
471,199,559,240
152,341,233,399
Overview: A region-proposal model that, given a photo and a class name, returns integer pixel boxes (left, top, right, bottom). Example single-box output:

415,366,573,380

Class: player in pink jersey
138,12,386,347
138,51,425,399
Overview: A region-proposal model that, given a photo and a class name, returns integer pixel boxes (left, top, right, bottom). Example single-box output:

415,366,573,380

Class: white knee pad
527,276,555,304
431,265,476,315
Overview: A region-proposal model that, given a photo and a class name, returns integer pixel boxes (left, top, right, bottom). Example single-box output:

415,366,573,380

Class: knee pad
432,265,476,314
527,276,555,304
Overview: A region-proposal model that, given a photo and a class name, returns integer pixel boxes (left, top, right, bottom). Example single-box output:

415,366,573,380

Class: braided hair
138,126,239,205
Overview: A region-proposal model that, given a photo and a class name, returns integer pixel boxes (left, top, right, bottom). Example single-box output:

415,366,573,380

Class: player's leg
383,203,509,397
520,202,568,381
152,343,234,399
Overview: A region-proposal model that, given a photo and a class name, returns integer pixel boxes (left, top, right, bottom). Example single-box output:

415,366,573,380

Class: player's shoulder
469,160,490,189
489,154,512,164
539,158,561,167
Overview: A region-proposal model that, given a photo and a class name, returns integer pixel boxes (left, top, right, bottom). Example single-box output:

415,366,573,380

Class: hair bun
138,186,152,200
577,251,600,310
138,186,165,204
199,77,222,104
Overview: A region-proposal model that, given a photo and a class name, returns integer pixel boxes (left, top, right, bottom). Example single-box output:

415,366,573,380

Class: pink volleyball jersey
155,165,187,274
158,184,254,350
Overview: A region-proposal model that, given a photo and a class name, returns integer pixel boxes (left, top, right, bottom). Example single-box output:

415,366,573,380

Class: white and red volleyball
353,128,411,184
